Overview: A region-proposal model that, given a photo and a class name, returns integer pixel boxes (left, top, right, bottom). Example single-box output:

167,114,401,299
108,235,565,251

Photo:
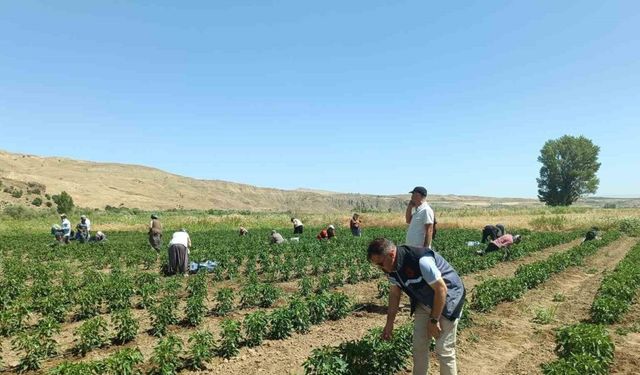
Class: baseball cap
409,186,427,196
328,225,335,229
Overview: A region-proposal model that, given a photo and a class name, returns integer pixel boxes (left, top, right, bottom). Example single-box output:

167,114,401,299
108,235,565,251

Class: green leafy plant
73,316,109,356
217,319,242,359
112,308,139,344
243,311,269,347
188,330,215,370
148,334,183,375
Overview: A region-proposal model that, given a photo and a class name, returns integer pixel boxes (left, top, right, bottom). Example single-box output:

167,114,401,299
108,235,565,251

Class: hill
1,150,635,212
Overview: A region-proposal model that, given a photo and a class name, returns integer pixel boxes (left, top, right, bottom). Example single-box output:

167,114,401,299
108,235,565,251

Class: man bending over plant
368,238,465,375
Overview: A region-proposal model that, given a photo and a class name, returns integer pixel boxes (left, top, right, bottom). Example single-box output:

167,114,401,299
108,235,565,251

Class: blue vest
389,245,466,320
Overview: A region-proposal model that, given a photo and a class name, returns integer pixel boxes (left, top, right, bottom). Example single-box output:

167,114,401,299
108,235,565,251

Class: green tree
536,135,600,206
52,191,75,214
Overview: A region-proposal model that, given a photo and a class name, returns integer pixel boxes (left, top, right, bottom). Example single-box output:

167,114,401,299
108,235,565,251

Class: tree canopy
537,135,601,206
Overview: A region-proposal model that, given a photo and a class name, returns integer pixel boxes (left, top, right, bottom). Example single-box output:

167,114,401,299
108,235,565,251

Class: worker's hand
427,321,441,339
407,200,416,208
382,322,394,341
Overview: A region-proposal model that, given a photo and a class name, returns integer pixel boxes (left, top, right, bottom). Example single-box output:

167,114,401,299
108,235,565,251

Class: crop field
0,216,639,374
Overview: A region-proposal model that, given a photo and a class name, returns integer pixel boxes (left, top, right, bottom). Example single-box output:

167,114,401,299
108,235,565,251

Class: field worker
270,230,286,244
406,186,435,248
168,228,191,276
317,225,336,240
74,222,89,243
239,226,249,236
350,213,362,237
480,224,505,243
368,238,465,375
60,214,71,244
148,214,163,251
477,233,522,256
80,215,91,237
91,231,107,242
291,217,304,234
582,227,600,243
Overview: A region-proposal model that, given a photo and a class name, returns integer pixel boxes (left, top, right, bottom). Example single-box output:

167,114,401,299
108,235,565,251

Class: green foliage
268,307,294,340
618,217,640,237
105,347,144,375
532,307,556,324
149,334,183,375
472,231,621,312
537,135,600,206
2,204,38,219
112,308,139,344
217,319,242,359
188,330,215,370
73,316,109,356
288,297,312,334
214,287,235,316
304,324,413,375
590,241,640,324
32,197,43,206
542,323,614,375
150,296,178,337
52,191,75,214
327,292,351,321
48,360,106,375
243,311,269,347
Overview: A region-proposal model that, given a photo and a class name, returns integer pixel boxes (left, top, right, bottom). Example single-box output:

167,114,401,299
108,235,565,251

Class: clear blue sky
1,1,639,198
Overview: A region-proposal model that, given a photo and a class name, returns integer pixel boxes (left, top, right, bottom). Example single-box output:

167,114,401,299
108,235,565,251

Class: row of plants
0,228,577,372
541,323,615,375
590,239,640,324
471,231,621,312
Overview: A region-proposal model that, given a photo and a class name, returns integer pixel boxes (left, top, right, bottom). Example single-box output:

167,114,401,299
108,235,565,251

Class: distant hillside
0,150,636,211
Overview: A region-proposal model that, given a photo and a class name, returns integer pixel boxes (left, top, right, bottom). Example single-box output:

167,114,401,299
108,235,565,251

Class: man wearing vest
368,238,465,375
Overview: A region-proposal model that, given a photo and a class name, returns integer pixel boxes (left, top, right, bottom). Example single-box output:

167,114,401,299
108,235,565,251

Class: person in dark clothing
582,227,600,243
480,224,505,243
167,229,191,276
368,238,465,375
148,214,163,251
350,213,362,237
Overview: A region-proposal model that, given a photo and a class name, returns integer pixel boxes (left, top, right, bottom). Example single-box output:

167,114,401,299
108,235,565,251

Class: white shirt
61,218,71,235
82,218,91,231
405,202,434,247
169,231,191,247
292,219,303,227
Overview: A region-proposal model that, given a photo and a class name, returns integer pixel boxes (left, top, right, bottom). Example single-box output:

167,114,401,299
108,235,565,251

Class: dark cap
409,186,427,196
151,214,158,219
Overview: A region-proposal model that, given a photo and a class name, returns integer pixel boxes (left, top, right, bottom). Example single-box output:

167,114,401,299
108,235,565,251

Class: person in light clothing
60,214,71,244
291,217,304,234
368,238,465,375
167,229,191,275
80,215,91,236
406,186,435,248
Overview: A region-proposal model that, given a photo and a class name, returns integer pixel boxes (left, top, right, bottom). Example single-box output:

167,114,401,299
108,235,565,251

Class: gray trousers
167,244,188,275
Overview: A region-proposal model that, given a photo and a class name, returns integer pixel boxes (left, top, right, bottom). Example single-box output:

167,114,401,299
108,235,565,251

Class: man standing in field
406,186,435,248
148,214,163,251
368,238,465,375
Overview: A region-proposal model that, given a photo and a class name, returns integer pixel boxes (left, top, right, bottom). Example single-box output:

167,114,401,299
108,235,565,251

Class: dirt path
431,236,638,375
186,238,590,374
462,238,583,291
610,294,640,374
0,237,592,374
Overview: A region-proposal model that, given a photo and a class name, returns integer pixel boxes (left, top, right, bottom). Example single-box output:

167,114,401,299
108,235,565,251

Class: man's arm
424,223,433,248
382,284,402,340
405,202,414,224
428,278,447,338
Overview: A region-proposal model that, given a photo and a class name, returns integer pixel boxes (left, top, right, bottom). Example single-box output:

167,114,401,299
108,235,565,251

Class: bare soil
2,237,636,375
